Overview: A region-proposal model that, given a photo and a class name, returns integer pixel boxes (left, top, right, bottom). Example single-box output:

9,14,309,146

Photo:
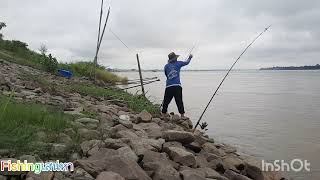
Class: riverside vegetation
0,23,288,180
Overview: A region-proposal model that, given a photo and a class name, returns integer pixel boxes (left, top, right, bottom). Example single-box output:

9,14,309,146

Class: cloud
0,0,319,69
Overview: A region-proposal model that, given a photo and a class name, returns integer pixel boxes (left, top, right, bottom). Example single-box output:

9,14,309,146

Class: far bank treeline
0,22,127,84
260,64,320,70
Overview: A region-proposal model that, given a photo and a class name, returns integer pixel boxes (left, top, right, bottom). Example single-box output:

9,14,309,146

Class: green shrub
59,61,127,84
42,54,58,73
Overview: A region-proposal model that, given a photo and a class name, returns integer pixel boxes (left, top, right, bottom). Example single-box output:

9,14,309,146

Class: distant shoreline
260,64,320,70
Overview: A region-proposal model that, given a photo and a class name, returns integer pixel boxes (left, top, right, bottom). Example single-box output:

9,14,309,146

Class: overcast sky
1,0,319,69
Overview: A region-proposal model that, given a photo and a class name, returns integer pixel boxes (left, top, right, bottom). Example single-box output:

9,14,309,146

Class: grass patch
62,83,159,114
23,73,159,114
0,95,72,153
59,61,128,84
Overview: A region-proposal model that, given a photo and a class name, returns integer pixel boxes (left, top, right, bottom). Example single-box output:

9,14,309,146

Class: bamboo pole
94,6,111,82
136,53,145,96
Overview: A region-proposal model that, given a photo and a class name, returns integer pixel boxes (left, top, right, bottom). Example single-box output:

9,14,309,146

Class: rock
104,138,128,149
64,106,84,116
113,124,129,132
24,82,37,90
180,169,206,180
57,133,73,144
152,118,162,124
119,114,130,121
143,150,179,169
27,171,55,180
222,155,245,172
0,149,10,157
195,155,211,168
184,142,202,153
51,143,67,156
136,123,163,139
224,169,251,180
80,140,103,155
142,151,180,180
129,138,165,156
118,119,133,129
35,131,47,142
96,171,125,180
194,130,210,146
64,128,76,138
71,167,95,180
117,146,138,162
70,152,81,161
163,141,184,151
75,149,151,180
78,128,100,141
137,110,152,123
19,155,37,163
219,144,237,154
202,143,226,157
198,167,228,180
171,114,181,122
162,130,195,144
116,130,139,139
75,117,99,124
165,147,197,167
209,158,226,173
242,156,285,180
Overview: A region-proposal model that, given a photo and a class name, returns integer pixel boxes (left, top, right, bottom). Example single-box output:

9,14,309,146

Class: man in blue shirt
162,52,193,118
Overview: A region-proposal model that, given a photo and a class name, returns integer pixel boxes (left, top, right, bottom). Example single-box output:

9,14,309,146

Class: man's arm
178,54,193,67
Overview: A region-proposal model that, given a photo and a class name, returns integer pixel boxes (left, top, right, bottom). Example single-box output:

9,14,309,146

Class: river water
117,70,320,179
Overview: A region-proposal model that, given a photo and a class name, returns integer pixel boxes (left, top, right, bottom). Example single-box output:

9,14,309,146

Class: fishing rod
193,25,271,131
120,79,160,90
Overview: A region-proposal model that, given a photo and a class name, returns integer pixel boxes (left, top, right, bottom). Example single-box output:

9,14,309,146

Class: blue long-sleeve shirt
164,59,191,87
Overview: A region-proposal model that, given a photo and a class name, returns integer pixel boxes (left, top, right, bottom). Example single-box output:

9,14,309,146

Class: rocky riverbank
0,59,287,180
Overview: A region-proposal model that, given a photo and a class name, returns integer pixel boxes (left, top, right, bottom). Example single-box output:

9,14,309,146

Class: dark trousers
162,86,185,114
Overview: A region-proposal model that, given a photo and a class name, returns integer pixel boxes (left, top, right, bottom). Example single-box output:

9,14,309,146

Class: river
117,70,320,179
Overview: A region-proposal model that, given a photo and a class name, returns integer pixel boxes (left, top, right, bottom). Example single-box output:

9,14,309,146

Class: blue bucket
58,69,73,79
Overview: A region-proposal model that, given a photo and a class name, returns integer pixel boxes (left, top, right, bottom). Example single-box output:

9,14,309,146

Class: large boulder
179,169,206,180
78,128,100,141
80,140,103,155
96,171,125,180
222,154,245,173
129,138,165,156
165,147,197,167
198,167,228,180
75,148,151,180
136,123,163,139
116,130,139,139
242,156,286,180
117,146,138,162
75,117,99,125
224,169,251,180
142,150,181,180
162,130,195,144
202,143,226,157
104,138,128,149
137,110,153,123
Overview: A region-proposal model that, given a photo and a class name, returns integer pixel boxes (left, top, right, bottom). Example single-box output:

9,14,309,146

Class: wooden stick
136,53,145,96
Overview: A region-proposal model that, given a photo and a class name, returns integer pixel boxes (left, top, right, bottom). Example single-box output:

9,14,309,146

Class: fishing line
110,28,133,52
193,25,272,131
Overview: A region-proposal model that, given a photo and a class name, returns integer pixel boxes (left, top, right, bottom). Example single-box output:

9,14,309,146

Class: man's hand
189,54,193,60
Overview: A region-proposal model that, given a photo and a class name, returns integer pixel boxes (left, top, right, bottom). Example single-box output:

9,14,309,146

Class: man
162,52,193,118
